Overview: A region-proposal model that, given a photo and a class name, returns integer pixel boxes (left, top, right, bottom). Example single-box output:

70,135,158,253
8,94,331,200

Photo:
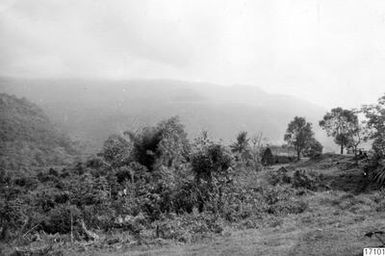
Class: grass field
56,154,385,256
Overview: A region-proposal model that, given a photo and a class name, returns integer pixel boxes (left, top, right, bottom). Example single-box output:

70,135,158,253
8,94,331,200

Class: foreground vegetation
3,154,385,256
1,93,385,255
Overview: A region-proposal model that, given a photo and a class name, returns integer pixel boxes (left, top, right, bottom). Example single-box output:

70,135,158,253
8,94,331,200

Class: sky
1,0,385,109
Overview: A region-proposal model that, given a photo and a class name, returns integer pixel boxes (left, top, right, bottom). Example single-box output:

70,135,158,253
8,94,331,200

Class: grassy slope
66,154,385,256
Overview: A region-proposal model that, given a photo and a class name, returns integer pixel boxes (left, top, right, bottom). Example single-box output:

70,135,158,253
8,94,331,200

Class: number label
364,248,385,256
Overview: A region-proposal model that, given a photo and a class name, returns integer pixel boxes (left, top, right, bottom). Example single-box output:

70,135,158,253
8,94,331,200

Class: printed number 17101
364,248,385,256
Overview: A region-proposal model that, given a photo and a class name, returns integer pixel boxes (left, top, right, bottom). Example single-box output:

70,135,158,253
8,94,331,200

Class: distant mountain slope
0,78,335,153
0,93,78,171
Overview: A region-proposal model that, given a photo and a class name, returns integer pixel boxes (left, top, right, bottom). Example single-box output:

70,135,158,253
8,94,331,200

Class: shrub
172,180,199,214
190,141,233,213
292,169,322,191
127,166,180,220
304,138,323,159
261,148,274,166
0,198,25,240
261,185,307,215
274,155,294,164
191,143,232,183
265,167,291,186
364,156,385,187
42,204,81,234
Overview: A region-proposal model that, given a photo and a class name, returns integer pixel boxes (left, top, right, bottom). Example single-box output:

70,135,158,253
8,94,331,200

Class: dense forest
0,93,78,171
1,92,385,255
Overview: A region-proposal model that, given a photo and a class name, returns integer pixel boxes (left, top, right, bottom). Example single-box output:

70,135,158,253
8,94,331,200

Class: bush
262,148,274,166
172,180,199,214
265,167,291,186
364,156,385,187
292,169,323,191
304,138,323,159
262,185,308,215
220,182,308,222
42,204,81,234
274,155,294,164
191,143,232,183
190,142,233,213
0,198,25,240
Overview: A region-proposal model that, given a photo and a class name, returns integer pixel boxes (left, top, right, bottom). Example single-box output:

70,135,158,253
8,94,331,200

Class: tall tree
346,111,368,158
284,117,314,160
362,94,385,157
319,107,358,154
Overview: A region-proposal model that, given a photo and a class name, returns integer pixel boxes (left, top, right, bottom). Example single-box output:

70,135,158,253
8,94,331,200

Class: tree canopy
284,117,314,160
319,107,358,154
124,116,190,171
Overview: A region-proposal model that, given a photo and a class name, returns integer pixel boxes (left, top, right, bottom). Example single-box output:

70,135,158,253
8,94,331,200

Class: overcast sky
1,0,385,108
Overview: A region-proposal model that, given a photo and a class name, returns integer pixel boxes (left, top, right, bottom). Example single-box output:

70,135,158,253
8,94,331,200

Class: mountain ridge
0,77,334,153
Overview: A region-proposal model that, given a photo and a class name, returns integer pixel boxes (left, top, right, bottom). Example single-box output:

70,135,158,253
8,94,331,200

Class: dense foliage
361,94,385,186
0,110,310,246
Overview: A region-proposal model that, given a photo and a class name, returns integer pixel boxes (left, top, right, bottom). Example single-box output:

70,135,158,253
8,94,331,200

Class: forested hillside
0,93,78,171
0,78,333,153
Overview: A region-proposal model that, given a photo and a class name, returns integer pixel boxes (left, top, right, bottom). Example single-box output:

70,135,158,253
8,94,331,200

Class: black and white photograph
1,1,385,255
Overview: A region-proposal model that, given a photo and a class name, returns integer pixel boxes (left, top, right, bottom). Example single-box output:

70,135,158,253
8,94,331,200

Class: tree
346,111,369,159
125,127,163,171
101,134,131,167
230,131,250,163
319,107,358,154
362,94,385,157
125,116,190,171
284,117,314,160
155,116,190,168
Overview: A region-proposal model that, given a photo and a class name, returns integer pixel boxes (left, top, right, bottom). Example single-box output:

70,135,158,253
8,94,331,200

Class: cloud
1,0,385,108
